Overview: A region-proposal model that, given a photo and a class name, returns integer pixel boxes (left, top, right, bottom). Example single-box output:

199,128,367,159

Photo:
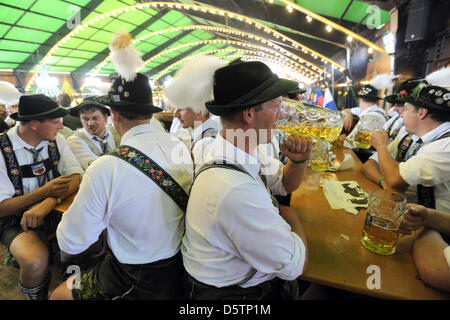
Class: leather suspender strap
0,133,61,196
416,131,450,209
19,158,53,178
109,145,189,212
0,133,24,196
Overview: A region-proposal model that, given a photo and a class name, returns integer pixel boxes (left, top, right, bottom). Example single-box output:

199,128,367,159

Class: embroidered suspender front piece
109,145,189,212
0,133,61,196
0,133,23,196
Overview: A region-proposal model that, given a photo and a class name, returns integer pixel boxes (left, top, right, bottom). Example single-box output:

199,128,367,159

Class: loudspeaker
405,0,431,42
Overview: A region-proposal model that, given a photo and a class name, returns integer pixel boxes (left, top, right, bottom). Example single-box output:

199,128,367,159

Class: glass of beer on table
361,189,407,255
310,139,330,171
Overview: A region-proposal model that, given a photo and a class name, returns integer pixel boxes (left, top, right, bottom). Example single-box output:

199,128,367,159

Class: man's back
57,123,193,264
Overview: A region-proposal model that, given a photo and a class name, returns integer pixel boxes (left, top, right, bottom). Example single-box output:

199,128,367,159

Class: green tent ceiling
0,0,391,89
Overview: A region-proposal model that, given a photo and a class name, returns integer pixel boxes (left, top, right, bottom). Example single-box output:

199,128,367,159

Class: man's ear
418,107,428,120
242,107,255,125
28,119,40,131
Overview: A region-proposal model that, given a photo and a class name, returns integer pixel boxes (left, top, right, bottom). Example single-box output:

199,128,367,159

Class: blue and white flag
323,87,337,110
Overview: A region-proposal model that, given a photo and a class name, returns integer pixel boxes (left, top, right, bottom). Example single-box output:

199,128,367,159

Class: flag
323,87,337,110
315,87,323,106
309,88,315,102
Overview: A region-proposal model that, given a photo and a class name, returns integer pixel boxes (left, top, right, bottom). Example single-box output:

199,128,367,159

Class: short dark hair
411,104,450,123
79,105,109,117
360,97,380,104
220,104,262,123
111,107,152,121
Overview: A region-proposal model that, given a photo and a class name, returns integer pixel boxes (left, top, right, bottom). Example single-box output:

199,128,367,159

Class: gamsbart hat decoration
163,55,226,114
356,74,394,101
96,29,162,114
402,67,450,114
385,78,428,104
10,94,69,121
404,84,450,113
205,59,299,116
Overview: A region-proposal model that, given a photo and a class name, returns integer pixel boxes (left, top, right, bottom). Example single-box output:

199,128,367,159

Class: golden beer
311,159,329,172
354,131,372,149
276,125,342,142
361,215,399,255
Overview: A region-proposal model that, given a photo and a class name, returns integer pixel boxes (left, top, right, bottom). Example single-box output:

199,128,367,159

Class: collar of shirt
206,134,261,180
120,123,159,145
191,117,220,142
360,104,385,116
82,126,110,142
8,124,49,152
420,121,450,144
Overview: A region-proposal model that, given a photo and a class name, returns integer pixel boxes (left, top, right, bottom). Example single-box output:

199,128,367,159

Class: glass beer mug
276,99,344,143
361,189,406,255
353,114,381,149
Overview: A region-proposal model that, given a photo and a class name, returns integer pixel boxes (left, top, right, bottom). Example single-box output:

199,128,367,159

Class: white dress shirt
350,104,386,117
182,134,306,288
383,114,404,138
191,117,221,169
0,125,83,203
399,122,450,211
67,126,116,170
57,123,194,264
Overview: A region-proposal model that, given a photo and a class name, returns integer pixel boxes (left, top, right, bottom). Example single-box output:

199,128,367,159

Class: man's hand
343,111,354,132
280,135,312,163
399,205,429,235
42,175,73,198
20,204,49,232
370,130,389,150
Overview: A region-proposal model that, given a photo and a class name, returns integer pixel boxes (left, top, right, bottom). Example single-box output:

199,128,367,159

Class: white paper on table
322,180,368,215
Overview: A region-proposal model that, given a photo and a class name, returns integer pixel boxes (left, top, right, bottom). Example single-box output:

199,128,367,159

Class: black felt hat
355,85,381,100
96,73,162,114
70,96,111,117
404,84,450,114
10,94,69,121
384,78,428,104
205,61,299,116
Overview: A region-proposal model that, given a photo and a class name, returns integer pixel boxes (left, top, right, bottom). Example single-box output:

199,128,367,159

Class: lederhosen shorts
72,251,184,300
182,271,283,300
0,210,61,251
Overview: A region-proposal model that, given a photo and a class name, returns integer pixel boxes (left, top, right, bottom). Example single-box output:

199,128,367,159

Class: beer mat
322,180,368,215
327,153,355,171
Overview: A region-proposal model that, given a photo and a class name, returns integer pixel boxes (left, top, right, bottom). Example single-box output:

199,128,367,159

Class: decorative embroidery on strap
0,134,61,197
109,145,189,212
47,140,61,178
0,133,23,196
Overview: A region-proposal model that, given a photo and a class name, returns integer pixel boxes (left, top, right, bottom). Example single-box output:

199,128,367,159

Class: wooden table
290,146,450,300
54,193,76,214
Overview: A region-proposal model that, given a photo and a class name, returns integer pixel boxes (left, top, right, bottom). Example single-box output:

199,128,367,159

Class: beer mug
361,189,406,255
276,99,344,142
353,114,381,149
311,139,330,172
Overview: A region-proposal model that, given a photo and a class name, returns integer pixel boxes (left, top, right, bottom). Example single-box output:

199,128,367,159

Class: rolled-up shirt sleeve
56,163,107,254
56,134,84,175
399,140,450,187
219,183,306,281
259,153,287,196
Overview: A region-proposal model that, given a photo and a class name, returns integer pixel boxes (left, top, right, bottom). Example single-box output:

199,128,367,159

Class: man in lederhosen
0,94,83,300
50,30,193,300
67,97,119,170
181,60,311,300
362,83,450,212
